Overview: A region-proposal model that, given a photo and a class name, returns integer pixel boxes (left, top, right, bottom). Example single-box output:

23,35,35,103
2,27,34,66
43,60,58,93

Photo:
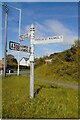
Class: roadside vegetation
35,42,79,85
2,40,79,118
0,77,2,118
2,76,78,119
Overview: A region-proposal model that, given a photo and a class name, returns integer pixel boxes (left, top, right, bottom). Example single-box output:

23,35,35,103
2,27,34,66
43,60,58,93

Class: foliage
35,46,79,84
35,57,45,67
2,76,78,119
3,54,18,70
74,40,80,47
35,46,78,65
65,46,78,62
65,50,74,62
2,45,79,118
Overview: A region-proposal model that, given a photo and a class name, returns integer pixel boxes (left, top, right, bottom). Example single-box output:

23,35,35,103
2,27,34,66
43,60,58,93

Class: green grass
35,62,78,85
0,77,2,118
35,46,79,85
2,76,78,119
2,44,79,118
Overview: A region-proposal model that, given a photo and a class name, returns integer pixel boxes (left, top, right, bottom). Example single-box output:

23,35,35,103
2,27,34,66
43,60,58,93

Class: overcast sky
1,2,78,60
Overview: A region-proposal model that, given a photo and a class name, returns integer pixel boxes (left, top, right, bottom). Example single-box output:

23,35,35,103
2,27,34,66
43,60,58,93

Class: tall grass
2,76,78,119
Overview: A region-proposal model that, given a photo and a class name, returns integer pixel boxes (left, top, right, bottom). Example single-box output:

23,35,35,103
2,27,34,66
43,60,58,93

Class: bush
65,51,74,62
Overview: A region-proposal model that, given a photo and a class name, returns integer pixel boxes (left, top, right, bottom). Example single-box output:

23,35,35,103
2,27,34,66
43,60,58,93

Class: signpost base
30,62,34,98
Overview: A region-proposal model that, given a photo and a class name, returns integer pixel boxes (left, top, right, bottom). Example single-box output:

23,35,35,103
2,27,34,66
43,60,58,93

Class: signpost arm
30,24,35,98
4,5,8,77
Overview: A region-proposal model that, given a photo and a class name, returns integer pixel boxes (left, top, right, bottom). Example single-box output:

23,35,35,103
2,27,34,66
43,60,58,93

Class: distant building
0,60,4,70
45,59,52,64
19,57,30,67
0,60,4,74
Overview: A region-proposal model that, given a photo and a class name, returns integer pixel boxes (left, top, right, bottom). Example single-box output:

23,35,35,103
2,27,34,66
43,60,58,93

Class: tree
74,40,80,47
65,50,74,62
3,54,18,69
70,46,77,55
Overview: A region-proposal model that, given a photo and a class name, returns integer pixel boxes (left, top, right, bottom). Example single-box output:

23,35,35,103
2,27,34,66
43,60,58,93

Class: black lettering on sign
9,41,20,51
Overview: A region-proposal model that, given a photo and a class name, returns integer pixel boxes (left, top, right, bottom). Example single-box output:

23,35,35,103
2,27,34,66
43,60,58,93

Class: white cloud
11,19,77,60
45,20,77,44
44,48,55,56
12,19,78,45
9,50,30,60
23,19,77,45
46,20,72,35
35,22,47,38
22,25,30,34
21,22,47,38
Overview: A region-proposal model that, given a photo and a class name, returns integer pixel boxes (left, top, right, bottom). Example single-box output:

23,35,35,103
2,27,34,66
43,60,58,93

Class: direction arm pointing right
34,35,63,44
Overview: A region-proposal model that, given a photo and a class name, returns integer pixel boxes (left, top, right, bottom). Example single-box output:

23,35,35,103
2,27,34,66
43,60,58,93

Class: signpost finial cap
30,24,35,31
31,24,35,28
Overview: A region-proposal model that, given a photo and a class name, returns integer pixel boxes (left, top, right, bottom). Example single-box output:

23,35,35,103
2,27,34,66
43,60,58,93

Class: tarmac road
0,72,79,89
0,71,30,77
37,79,79,89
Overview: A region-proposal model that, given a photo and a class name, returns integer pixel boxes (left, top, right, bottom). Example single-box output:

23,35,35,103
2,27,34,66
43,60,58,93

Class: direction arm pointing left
19,33,30,41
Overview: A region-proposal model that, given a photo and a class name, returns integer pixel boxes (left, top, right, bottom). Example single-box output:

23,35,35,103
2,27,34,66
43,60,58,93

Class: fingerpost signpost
19,24,63,98
9,24,63,98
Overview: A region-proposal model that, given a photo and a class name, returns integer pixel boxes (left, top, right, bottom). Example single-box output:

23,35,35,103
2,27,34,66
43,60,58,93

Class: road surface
0,71,30,77
0,73,79,89
37,79,79,89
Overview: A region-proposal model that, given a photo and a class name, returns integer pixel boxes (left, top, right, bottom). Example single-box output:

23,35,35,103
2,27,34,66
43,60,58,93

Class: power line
7,4,21,11
0,2,21,11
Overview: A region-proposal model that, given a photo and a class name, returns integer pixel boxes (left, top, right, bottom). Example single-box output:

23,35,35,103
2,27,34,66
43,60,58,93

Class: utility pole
3,4,22,76
4,5,8,77
17,9,21,76
30,24,35,98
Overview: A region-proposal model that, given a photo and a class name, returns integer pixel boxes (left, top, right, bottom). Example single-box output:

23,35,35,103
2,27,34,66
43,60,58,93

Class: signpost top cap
30,24,35,31
30,24,35,28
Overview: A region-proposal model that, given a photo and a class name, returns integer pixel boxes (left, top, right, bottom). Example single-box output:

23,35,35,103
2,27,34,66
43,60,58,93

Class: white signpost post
19,24,63,99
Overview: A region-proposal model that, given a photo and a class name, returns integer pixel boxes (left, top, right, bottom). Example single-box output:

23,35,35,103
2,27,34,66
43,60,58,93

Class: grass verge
2,76,78,119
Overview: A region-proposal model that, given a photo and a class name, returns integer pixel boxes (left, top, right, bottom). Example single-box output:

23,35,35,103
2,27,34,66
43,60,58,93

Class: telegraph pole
30,24,35,98
4,5,8,77
17,9,21,76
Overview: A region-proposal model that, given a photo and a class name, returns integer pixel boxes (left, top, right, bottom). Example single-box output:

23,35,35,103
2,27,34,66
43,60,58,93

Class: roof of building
45,59,52,62
19,57,29,62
